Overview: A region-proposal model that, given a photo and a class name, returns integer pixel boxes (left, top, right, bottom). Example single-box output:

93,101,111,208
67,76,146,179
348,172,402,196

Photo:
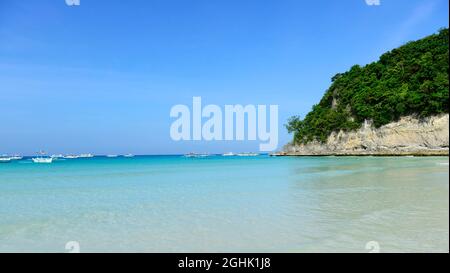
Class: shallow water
0,156,448,252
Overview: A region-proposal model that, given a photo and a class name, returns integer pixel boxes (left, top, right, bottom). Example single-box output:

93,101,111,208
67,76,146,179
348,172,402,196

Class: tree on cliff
287,28,449,145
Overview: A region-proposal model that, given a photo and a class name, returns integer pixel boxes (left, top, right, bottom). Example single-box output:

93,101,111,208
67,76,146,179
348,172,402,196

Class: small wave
437,162,449,166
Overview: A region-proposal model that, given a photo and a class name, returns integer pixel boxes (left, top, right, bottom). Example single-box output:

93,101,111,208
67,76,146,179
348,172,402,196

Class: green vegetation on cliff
287,28,449,144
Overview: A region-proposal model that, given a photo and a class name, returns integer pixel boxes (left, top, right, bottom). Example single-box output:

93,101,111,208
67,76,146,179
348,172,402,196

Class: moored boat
184,153,209,158
79,153,94,158
63,155,80,159
237,152,259,157
32,151,53,164
32,157,53,164
0,157,12,163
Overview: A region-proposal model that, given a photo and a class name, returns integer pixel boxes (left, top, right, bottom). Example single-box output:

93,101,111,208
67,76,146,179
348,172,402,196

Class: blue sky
0,0,448,155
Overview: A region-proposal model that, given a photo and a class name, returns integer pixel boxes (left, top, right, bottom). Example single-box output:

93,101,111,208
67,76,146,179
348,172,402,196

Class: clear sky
0,0,448,155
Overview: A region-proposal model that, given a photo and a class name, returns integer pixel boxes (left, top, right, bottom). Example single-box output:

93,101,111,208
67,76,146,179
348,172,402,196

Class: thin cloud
389,0,438,48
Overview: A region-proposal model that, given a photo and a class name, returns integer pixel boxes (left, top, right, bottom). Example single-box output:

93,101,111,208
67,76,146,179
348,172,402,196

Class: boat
0,157,11,163
123,154,135,158
32,157,53,164
237,152,259,157
222,152,235,156
9,155,23,160
184,153,209,158
79,153,94,158
0,154,22,161
63,155,80,159
106,155,118,158
32,151,53,164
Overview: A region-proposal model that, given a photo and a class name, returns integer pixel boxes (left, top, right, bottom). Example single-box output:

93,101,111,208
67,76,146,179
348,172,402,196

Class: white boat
222,152,235,156
123,154,135,158
9,155,23,160
0,157,12,163
237,152,259,157
63,155,80,159
32,157,53,164
184,153,209,158
33,151,53,163
106,155,118,158
79,153,94,158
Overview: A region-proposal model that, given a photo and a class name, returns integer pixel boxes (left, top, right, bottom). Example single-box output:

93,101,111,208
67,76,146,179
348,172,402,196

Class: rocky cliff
283,114,449,156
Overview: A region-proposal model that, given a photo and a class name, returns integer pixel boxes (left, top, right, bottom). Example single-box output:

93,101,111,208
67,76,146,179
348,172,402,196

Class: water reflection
286,157,449,252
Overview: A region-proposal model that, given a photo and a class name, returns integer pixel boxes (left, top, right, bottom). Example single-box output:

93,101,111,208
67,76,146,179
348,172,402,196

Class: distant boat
123,154,135,158
32,151,53,164
79,154,94,158
184,153,209,158
9,155,23,160
222,152,235,156
0,155,22,161
32,157,53,164
106,155,118,158
63,155,80,159
0,157,11,163
62,154,94,159
51,154,64,159
237,152,259,157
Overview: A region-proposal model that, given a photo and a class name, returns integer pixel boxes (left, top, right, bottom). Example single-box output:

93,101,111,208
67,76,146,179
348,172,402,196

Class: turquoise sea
0,155,448,253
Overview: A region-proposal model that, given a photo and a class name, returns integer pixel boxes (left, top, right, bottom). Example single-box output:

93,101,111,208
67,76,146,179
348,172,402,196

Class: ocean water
0,155,448,253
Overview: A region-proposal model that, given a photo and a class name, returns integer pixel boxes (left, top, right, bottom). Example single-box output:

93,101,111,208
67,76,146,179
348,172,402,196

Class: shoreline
272,150,449,157
279,114,449,158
